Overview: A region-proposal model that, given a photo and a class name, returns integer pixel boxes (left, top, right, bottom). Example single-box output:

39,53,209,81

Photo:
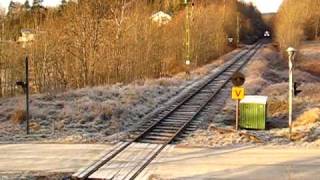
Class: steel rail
128,42,263,179
73,41,263,180
134,43,261,142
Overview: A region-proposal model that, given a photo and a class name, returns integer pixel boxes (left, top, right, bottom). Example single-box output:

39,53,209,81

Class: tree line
0,0,266,97
275,0,320,55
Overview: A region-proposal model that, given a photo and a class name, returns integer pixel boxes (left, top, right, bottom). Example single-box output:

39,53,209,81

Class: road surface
0,144,319,179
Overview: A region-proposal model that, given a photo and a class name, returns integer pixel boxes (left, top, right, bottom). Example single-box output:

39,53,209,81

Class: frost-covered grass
0,47,241,143
0,79,185,142
298,41,320,77
182,42,320,148
244,43,320,146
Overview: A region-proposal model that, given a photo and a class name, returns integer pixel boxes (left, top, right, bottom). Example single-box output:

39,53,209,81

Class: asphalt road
0,144,320,179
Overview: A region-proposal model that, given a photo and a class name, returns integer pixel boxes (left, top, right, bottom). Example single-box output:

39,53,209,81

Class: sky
0,0,284,14
243,0,283,13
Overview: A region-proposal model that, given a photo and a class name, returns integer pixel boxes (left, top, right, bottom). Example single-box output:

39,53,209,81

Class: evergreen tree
61,0,68,6
60,0,68,9
32,0,43,8
8,1,15,11
8,1,16,15
24,0,31,9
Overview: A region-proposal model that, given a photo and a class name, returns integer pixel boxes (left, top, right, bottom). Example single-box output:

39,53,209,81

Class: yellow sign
232,87,245,100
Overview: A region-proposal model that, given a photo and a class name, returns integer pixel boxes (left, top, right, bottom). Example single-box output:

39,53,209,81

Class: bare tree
0,0,266,97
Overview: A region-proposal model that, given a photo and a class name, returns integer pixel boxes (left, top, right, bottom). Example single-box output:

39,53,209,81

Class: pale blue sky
0,0,283,13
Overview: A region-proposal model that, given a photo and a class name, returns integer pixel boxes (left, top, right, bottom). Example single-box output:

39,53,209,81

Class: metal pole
237,13,240,46
223,0,226,26
186,5,190,61
25,56,30,135
185,1,191,75
288,56,293,139
236,99,240,130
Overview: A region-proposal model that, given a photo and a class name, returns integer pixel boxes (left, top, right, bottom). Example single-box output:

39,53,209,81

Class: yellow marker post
232,86,245,130
232,87,245,100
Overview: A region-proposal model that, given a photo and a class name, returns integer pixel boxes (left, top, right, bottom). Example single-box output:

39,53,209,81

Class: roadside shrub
275,0,320,55
0,0,266,97
30,122,41,131
10,109,26,125
293,108,320,127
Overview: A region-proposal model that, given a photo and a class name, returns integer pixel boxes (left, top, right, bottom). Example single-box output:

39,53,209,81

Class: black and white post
287,47,296,140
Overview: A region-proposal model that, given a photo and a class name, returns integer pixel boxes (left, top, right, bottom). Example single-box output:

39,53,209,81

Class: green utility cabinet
240,96,268,130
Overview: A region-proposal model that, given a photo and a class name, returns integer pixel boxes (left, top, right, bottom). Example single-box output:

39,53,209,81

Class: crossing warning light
294,82,302,96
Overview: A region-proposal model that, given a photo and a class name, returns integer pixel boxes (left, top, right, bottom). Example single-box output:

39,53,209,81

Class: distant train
264,31,271,37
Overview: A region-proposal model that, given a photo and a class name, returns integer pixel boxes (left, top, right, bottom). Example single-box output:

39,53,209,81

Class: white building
151,11,172,25
17,29,35,48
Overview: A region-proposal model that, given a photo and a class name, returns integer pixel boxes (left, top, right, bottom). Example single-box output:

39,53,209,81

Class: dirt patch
181,125,262,148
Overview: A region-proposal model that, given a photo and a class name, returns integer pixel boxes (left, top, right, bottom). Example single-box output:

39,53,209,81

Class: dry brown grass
268,98,288,116
244,54,270,94
290,131,309,142
298,60,320,77
297,41,320,77
30,122,41,132
297,83,320,104
293,108,320,127
148,175,166,180
209,125,262,143
262,83,287,97
275,0,320,55
10,110,26,125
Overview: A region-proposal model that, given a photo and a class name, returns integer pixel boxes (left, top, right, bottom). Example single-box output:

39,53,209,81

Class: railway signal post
231,72,246,130
287,47,297,140
16,56,30,134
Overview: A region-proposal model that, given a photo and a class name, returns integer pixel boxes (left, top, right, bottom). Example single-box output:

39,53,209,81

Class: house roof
151,11,172,23
21,28,35,34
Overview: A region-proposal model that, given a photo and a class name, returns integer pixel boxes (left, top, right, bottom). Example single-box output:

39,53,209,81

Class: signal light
293,82,302,96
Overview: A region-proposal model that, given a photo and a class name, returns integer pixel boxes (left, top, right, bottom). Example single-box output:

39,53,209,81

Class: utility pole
237,13,240,46
315,0,320,39
184,0,191,75
223,0,226,26
287,47,296,140
223,0,227,42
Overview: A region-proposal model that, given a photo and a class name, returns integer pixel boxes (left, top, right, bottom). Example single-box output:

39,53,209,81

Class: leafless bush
0,0,265,97
275,0,320,55
10,109,26,125
293,108,320,127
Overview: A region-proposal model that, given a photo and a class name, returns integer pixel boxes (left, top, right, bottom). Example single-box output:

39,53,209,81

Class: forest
0,0,266,97
275,0,320,55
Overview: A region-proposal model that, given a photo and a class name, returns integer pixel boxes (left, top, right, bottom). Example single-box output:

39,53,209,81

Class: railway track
72,41,264,180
